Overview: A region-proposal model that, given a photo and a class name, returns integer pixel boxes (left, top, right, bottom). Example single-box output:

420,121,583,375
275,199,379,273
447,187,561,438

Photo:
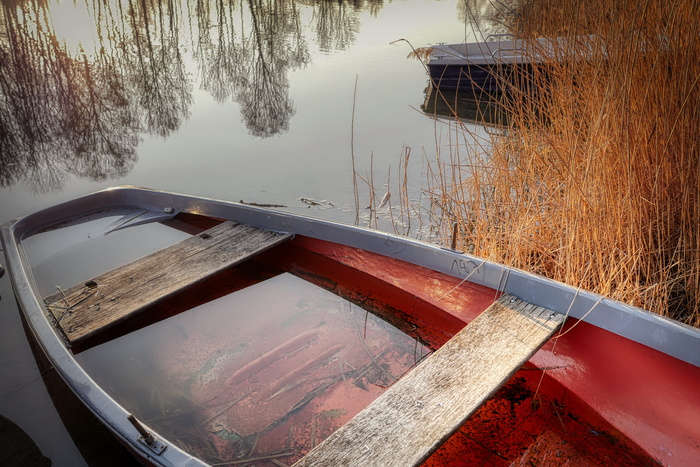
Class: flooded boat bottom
18,208,660,466
76,273,431,465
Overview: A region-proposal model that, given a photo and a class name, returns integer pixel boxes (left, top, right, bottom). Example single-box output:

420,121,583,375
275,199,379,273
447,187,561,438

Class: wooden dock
293,294,565,467
43,221,292,345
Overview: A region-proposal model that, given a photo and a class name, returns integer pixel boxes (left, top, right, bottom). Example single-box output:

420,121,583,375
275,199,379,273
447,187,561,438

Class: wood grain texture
294,294,565,467
44,221,292,344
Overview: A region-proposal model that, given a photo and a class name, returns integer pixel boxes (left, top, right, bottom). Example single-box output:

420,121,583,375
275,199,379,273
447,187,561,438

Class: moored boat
427,35,601,93
1,186,698,466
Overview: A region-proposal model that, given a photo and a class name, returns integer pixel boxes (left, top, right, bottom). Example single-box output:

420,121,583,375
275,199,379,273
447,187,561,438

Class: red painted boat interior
69,214,696,464
530,318,700,466
288,235,667,465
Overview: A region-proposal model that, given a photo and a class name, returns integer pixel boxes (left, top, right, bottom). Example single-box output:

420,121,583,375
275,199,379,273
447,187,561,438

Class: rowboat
1,186,698,466
427,35,601,93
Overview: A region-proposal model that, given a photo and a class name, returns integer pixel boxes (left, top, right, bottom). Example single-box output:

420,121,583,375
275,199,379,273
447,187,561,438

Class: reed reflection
0,0,392,192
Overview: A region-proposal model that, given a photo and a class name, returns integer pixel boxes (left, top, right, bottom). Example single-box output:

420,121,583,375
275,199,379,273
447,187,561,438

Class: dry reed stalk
424,0,700,326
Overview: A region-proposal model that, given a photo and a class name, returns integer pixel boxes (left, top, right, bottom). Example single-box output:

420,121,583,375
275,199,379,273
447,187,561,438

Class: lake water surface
0,0,511,464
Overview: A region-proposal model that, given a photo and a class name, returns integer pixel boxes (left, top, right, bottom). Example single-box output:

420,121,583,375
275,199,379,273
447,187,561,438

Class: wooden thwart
44,221,292,344
294,294,565,467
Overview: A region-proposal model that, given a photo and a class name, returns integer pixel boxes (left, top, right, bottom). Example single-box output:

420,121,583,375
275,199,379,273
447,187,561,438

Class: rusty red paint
530,318,700,466
424,370,658,466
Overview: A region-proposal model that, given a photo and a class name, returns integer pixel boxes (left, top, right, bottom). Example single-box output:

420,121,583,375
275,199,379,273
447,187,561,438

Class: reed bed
424,0,700,326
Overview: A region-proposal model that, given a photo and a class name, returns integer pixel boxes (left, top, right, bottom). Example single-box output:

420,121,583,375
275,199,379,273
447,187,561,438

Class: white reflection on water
22,211,190,297
0,0,511,224
76,273,431,464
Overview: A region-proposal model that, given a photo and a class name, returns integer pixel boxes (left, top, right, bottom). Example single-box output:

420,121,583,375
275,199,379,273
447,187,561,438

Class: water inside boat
81,273,430,463
22,210,432,465
23,209,191,298
16,206,662,466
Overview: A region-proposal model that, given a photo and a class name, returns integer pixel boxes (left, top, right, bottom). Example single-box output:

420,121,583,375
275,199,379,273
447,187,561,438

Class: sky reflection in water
0,0,510,223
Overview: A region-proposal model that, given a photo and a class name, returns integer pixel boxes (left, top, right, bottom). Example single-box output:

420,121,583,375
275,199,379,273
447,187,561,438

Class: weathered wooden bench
293,294,565,466
44,221,292,345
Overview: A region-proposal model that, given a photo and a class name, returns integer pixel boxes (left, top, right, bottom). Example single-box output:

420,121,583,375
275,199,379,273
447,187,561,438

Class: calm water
0,0,510,464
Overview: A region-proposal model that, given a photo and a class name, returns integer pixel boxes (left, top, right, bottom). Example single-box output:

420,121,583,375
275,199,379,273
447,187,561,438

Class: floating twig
211,449,295,465
352,312,397,382
57,286,70,307
247,432,260,457
239,200,287,208
202,392,249,426
311,412,318,448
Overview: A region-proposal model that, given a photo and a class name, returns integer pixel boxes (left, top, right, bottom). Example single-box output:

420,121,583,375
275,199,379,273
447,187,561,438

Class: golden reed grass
425,0,700,326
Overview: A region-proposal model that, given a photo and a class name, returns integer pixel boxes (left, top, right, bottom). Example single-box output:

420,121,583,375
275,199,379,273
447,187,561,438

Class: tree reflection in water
313,0,362,53
0,0,391,192
0,1,139,193
122,0,193,137
194,0,309,138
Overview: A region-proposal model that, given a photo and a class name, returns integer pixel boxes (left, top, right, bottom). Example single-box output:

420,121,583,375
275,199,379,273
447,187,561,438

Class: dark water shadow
0,413,51,466
18,308,142,466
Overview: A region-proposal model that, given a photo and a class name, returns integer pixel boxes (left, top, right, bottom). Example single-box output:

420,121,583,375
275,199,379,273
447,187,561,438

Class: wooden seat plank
293,294,565,467
44,221,292,344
